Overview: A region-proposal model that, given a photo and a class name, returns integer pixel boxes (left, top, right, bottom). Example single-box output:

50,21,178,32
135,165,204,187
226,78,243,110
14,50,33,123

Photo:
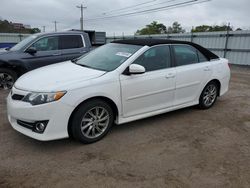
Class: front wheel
0,68,17,90
71,99,114,144
199,82,218,109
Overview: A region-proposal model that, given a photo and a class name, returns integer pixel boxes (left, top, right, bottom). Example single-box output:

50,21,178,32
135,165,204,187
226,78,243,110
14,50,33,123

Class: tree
30,28,41,34
167,22,185,33
135,21,185,35
192,24,233,32
0,19,41,34
136,21,167,35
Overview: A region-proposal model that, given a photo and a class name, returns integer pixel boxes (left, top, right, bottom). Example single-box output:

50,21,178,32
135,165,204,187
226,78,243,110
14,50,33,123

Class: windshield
76,43,142,71
10,35,38,51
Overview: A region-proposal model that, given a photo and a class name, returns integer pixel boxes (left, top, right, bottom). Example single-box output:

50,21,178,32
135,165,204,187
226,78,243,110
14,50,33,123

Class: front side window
173,45,199,66
133,45,171,72
75,43,142,71
59,35,83,49
10,35,38,51
31,36,59,51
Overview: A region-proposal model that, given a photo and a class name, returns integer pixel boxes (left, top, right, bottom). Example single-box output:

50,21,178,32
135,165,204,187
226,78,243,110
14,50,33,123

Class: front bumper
7,88,74,141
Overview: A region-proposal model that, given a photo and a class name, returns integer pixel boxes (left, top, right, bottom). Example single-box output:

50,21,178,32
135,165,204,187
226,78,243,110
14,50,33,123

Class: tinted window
31,36,59,51
133,45,171,72
197,50,208,62
59,35,83,49
173,45,198,66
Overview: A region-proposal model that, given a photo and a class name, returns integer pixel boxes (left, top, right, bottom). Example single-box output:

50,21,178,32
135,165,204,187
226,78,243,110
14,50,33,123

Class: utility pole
53,21,58,32
76,4,87,31
42,26,46,32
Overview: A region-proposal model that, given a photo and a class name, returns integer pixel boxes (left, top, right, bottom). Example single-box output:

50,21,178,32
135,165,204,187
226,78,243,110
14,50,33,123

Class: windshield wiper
71,58,78,63
75,63,93,69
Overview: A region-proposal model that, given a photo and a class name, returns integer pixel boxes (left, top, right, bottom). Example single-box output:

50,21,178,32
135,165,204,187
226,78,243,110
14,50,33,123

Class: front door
22,36,62,70
120,45,176,117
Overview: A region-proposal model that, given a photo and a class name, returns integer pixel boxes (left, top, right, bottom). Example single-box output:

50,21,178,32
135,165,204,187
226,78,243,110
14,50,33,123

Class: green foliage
191,24,233,32
136,21,167,35
167,22,185,34
136,21,185,35
0,19,41,34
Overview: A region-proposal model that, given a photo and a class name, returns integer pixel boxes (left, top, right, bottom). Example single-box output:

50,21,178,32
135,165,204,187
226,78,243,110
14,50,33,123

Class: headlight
22,91,66,105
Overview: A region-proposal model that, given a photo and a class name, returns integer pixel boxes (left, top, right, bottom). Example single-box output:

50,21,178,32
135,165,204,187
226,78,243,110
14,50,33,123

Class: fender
0,60,28,76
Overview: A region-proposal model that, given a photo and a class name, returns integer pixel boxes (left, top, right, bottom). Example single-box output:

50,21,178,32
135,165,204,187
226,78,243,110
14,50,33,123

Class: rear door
172,44,212,106
120,45,176,117
59,35,88,61
22,36,62,70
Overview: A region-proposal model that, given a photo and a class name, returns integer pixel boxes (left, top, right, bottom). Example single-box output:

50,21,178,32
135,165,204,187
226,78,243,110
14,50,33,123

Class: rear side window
173,45,198,66
59,35,83,49
197,50,208,62
133,45,171,72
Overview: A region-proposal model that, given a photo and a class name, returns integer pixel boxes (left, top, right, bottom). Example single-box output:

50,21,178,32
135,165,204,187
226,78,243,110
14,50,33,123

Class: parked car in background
7,39,230,144
0,31,91,89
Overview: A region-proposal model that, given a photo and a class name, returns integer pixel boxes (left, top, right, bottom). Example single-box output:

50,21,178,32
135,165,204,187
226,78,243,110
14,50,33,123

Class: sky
0,0,249,36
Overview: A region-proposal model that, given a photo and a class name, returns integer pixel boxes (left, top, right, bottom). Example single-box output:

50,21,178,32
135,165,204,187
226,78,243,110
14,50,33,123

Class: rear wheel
71,99,114,144
199,81,218,109
0,68,17,90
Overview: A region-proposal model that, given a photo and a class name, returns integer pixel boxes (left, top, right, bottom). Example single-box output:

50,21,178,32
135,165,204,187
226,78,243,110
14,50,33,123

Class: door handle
204,66,211,71
165,73,176,79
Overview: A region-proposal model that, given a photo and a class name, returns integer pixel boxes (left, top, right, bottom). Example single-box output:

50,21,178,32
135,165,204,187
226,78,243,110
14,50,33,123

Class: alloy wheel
203,84,217,107
0,73,14,90
80,106,110,139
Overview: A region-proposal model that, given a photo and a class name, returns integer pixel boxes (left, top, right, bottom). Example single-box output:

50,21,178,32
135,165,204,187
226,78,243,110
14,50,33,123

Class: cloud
0,0,249,35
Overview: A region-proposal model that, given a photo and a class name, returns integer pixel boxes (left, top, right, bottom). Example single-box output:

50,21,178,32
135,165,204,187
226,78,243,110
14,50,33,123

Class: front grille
12,94,25,100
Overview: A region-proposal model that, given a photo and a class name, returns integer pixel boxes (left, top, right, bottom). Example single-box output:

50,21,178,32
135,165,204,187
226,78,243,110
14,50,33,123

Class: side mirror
129,64,145,74
25,47,37,54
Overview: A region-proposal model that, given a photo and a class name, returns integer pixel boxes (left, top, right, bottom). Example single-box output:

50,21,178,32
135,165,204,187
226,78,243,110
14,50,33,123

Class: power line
104,0,177,15
84,0,210,22
103,0,157,15
85,0,197,21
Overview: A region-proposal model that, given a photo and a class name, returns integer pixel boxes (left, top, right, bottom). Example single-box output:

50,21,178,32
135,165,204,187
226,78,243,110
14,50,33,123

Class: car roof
34,31,86,37
112,39,219,60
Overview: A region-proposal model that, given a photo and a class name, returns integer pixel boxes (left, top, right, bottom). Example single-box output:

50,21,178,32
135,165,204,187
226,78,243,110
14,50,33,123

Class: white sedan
7,39,230,143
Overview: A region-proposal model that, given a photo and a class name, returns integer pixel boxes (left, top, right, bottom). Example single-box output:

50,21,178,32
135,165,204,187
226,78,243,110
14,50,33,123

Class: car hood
15,61,106,92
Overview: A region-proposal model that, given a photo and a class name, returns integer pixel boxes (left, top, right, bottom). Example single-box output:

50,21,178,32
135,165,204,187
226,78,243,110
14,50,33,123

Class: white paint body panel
7,45,230,141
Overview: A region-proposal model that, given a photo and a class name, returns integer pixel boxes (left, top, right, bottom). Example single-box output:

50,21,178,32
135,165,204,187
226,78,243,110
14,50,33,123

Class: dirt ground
0,65,250,188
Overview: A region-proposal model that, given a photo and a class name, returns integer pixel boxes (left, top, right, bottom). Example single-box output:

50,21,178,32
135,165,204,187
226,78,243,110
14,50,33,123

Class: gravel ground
0,65,250,188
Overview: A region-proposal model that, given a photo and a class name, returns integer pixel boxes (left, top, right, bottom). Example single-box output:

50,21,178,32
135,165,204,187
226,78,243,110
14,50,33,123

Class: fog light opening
35,122,46,133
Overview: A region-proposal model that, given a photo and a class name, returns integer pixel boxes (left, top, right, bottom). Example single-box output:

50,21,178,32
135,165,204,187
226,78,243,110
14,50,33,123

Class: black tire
71,99,114,144
0,68,17,90
199,81,219,109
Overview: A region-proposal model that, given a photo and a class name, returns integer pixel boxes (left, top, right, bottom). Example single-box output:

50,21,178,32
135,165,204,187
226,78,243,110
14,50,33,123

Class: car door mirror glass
25,47,37,54
129,64,145,74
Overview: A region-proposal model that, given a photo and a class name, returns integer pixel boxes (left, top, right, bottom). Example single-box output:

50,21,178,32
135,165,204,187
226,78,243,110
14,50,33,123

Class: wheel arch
67,96,119,137
204,79,221,96
0,60,26,77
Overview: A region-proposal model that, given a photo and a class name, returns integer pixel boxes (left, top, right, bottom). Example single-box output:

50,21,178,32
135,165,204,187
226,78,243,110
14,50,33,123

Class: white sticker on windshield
116,52,132,58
